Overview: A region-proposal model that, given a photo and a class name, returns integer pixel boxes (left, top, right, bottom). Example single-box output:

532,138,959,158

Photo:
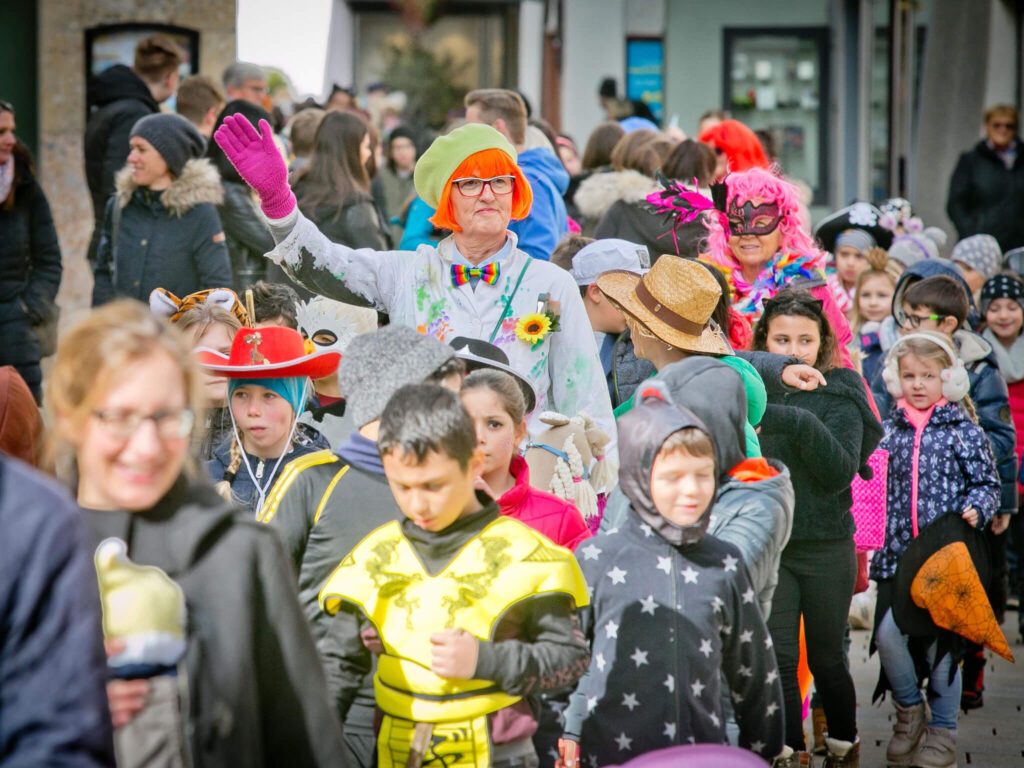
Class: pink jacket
498,456,592,551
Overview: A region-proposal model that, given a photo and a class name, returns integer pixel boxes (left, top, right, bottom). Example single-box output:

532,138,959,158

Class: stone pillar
37,0,237,330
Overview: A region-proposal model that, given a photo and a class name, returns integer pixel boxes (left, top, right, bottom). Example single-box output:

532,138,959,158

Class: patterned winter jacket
870,401,1000,580
871,329,1018,515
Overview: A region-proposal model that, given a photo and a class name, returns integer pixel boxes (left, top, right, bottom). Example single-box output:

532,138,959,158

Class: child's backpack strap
314,462,352,526
258,449,339,523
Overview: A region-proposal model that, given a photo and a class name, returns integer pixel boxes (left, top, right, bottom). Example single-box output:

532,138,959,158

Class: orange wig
430,148,533,232
698,119,770,173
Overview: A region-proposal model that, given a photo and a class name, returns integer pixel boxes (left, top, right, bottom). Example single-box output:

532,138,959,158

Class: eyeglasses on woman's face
451,175,515,197
91,408,195,442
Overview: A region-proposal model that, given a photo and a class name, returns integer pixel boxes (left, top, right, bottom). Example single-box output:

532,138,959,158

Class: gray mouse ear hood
617,382,718,546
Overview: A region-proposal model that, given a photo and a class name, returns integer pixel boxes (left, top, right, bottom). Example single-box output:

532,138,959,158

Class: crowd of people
3,31,1024,768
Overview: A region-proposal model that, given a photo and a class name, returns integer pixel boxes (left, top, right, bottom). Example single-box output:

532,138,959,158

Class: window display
723,28,829,203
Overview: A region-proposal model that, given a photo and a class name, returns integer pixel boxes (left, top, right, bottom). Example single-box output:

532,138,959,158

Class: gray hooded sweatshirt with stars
562,386,784,764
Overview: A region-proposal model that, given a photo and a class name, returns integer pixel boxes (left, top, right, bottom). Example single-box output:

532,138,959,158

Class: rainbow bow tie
451,263,500,287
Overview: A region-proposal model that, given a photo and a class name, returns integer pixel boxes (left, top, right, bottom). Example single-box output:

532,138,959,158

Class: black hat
449,337,537,413
814,202,894,253
130,113,206,177
980,272,1024,314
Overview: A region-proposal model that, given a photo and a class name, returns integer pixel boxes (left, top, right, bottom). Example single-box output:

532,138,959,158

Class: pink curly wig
698,119,769,173
706,168,818,268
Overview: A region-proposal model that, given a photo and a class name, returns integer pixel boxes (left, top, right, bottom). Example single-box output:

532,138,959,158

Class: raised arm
214,114,398,310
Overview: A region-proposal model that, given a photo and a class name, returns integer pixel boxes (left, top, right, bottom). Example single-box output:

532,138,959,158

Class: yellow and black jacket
318,506,590,767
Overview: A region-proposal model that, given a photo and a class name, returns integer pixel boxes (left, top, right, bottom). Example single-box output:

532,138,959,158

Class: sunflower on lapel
515,305,561,349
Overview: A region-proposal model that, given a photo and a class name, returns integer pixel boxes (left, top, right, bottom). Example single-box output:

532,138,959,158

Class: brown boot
913,727,957,768
770,749,813,767
811,706,828,754
822,737,860,767
885,701,926,765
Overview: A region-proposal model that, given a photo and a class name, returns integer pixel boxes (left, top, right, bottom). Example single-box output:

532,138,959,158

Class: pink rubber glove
213,114,296,219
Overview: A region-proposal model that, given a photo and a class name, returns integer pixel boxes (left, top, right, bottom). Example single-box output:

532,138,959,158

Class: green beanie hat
413,123,517,209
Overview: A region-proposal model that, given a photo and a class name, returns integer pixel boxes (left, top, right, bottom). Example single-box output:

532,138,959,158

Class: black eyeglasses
899,312,944,330
991,121,1017,130
451,176,515,197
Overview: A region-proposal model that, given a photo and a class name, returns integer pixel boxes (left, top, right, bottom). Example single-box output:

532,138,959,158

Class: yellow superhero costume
319,515,589,767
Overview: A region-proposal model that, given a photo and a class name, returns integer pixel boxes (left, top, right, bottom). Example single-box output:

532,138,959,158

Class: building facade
0,0,237,326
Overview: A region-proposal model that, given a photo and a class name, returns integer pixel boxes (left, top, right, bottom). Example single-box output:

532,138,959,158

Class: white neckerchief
983,328,1024,383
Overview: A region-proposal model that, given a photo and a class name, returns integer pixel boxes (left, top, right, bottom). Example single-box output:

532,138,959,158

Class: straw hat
596,257,733,356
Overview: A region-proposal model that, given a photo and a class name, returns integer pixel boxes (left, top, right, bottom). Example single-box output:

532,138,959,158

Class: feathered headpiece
643,175,728,256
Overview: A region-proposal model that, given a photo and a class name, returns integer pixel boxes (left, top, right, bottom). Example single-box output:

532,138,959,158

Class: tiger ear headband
149,287,250,326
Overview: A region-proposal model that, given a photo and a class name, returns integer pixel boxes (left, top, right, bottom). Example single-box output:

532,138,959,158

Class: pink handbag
850,448,888,552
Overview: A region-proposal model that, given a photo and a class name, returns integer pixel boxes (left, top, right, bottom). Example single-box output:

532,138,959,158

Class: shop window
723,27,829,204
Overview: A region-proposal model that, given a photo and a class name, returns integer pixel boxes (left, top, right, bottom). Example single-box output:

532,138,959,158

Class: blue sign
626,38,664,121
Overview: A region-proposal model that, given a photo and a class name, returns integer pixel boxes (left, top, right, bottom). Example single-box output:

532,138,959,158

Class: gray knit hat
130,113,206,177
952,234,1003,281
339,325,457,428
888,227,948,269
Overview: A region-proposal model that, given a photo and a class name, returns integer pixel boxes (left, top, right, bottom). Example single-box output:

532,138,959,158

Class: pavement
842,609,1024,767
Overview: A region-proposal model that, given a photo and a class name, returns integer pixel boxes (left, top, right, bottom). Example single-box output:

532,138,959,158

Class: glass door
723,27,830,204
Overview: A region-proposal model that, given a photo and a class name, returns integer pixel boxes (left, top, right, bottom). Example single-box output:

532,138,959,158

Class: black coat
594,197,709,260
758,366,883,542
83,478,346,768
1,457,114,767
217,179,275,292
946,139,1024,251
0,149,62,399
92,159,232,306
295,179,391,251
84,65,159,225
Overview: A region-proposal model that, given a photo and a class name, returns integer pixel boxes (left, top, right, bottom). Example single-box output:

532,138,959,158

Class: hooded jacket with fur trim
92,158,232,305
573,169,660,234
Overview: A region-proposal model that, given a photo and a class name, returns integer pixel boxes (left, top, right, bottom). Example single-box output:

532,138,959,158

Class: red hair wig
698,119,770,173
430,148,533,232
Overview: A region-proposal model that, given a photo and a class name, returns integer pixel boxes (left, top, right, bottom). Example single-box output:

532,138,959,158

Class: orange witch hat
894,514,1014,662
910,541,1013,662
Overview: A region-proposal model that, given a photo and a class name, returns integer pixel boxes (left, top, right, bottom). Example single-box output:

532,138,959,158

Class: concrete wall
518,0,545,118
663,0,829,137
560,0,628,144
38,0,237,330
912,0,1020,245
559,0,664,145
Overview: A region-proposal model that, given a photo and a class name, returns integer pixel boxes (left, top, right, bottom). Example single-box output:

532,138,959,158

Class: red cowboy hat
196,326,340,380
